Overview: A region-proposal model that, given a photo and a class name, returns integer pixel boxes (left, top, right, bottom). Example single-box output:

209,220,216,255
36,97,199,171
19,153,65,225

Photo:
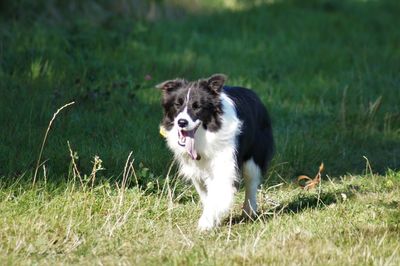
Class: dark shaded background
0,0,399,184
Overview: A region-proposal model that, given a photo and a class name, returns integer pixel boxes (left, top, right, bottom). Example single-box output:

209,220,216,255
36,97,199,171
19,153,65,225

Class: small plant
298,163,324,190
32,102,75,187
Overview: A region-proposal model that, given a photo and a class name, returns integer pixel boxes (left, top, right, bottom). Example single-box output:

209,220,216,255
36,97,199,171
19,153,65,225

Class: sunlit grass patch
0,168,399,264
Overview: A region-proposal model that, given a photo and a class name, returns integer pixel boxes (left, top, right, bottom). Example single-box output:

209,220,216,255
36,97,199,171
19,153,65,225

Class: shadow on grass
226,183,362,226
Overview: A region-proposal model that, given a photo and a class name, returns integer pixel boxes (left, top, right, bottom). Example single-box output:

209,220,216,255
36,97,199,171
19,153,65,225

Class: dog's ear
156,79,185,92
207,74,227,94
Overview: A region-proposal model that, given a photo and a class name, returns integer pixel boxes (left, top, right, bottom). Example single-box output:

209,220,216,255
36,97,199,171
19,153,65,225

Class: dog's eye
192,102,200,110
175,98,184,107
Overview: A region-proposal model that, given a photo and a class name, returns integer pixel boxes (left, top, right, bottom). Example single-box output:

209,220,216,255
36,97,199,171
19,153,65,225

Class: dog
157,74,274,230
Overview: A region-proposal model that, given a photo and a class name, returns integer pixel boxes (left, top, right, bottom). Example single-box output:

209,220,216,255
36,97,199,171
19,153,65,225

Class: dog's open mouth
178,124,201,160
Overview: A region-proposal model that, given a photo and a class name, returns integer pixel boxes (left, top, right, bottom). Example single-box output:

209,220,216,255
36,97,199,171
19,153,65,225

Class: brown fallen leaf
298,163,324,190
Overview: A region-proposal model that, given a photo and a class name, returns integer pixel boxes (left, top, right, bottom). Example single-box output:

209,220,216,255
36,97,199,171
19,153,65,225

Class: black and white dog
157,74,274,230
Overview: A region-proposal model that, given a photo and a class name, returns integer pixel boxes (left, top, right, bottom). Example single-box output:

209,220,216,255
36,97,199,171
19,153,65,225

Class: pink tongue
185,136,198,160
180,129,199,160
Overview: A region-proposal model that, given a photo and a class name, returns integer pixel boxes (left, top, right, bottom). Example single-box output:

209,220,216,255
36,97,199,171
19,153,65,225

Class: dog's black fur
223,86,274,173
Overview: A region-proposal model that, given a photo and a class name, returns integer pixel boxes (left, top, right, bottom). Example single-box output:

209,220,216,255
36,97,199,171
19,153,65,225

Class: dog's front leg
198,153,237,231
192,178,207,206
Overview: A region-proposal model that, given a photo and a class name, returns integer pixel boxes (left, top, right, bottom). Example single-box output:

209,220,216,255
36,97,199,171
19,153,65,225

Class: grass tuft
32,102,75,187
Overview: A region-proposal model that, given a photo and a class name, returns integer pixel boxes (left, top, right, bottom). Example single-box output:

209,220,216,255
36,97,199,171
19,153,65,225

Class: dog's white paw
197,215,215,231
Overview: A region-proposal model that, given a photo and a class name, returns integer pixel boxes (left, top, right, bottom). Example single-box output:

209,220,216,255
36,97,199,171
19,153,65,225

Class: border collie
157,74,274,231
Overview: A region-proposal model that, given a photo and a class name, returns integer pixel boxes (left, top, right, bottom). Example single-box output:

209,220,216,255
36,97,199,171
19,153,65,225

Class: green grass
0,0,399,264
1,170,399,265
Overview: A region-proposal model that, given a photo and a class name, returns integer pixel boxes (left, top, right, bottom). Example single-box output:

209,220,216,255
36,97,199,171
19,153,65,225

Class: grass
1,169,399,265
0,0,399,264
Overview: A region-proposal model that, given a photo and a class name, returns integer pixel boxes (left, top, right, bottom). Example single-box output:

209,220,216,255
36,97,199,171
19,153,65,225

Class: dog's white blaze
174,87,200,130
166,92,242,230
186,87,191,103
243,158,261,216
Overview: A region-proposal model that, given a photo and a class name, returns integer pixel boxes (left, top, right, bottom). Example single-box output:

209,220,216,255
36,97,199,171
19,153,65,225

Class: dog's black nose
177,119,188,128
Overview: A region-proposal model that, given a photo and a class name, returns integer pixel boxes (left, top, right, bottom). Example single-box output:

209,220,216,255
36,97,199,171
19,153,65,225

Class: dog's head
157,74,227,159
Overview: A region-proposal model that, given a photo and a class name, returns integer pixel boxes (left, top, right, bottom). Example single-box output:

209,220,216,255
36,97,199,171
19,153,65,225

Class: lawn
0,0,399,264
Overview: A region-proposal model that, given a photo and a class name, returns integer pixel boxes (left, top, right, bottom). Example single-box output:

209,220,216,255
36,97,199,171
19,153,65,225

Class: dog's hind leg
243,159,261,217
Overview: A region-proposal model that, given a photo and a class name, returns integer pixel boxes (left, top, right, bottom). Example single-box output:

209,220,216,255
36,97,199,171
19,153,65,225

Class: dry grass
0,158,399,264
